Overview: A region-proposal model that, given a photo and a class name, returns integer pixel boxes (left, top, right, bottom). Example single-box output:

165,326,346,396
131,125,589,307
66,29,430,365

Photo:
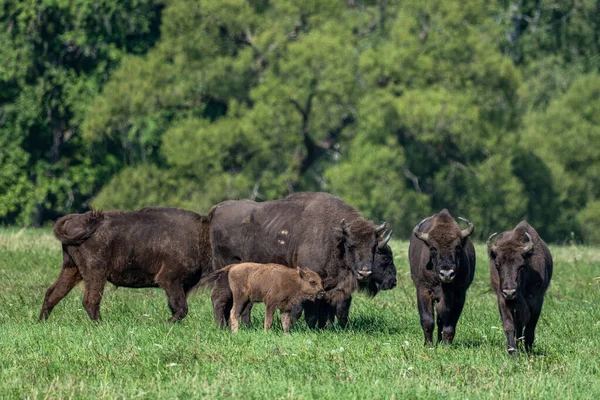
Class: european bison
359,231,397,297
202,263,325,333
39,207,212,322
299,229,396,327
488,221,553,354
209,192,384,329
409,209,475,344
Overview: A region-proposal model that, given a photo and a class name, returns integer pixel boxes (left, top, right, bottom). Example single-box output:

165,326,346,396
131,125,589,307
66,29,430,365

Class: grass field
1,228,599,399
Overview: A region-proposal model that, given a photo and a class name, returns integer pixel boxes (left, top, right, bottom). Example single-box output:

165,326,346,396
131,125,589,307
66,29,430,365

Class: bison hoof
507,346,517,355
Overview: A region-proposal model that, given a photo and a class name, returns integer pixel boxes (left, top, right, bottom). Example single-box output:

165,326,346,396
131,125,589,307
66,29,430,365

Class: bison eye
429,247,437,256
310,281,317,287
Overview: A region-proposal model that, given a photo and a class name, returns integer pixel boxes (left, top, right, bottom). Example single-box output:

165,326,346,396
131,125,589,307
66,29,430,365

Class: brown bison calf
39,207,212,322
488,221,553,354
409,209,476,345
203,263,325,333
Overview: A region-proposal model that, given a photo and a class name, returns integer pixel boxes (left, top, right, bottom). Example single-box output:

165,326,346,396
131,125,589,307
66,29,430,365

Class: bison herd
39,192,552,355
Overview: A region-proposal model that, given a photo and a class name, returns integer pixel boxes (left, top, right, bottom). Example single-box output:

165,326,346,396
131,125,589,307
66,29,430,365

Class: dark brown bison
39,207,212,322
208,192,385,329
488,221,553,354
202,263,325,333
359,231,396,297
409,209,475,344
298,229,396,327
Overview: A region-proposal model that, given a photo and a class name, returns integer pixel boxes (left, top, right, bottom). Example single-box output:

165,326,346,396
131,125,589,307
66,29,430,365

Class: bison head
297,267,326,300
337,219,380,281
488,230,534,300
413,209,474,284
359,231,397,297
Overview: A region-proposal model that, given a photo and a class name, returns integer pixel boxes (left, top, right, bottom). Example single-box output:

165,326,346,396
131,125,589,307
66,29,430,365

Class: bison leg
291,303,303,325
164,283,188,323
303,300,318,329
524,300,542,353
210,274,233,329
417,289,435,345
317,300,332,329
82,278,106,321
39,263,82,321
497,295,517,354
264,304,276,332
436,292,465,345
335,297,352,328
241,302,254,326
230,298,249,333
280,310,291,334
211,288,232,329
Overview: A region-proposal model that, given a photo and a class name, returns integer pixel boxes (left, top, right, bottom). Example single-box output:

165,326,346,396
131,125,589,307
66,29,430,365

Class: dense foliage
2,0,600,242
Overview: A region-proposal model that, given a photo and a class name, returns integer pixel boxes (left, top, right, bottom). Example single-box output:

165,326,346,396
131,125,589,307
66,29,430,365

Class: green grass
1,228,599,399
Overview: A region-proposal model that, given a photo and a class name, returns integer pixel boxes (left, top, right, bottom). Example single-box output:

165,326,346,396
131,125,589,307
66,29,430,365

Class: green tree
0,0,162,225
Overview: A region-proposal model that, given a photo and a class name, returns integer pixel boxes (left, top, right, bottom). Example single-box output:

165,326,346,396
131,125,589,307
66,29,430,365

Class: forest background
2,0,600,243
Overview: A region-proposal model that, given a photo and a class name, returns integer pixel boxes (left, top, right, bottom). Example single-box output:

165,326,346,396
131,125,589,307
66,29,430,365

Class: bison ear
297,266,306,280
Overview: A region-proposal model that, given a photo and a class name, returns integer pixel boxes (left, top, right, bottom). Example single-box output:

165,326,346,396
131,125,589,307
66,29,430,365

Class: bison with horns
208,192,392,329
409,209,475,345
488,221,553,354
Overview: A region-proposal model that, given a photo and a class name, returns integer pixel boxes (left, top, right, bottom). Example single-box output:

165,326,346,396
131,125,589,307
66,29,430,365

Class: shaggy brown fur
202,263,325,333
208,192,383,329
39,207,212,322
488,221,553,354
298,239,397,327
409,209,476,344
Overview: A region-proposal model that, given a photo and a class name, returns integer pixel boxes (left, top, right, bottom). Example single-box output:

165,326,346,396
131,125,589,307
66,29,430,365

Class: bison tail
53,210,105,245
198,265,234,287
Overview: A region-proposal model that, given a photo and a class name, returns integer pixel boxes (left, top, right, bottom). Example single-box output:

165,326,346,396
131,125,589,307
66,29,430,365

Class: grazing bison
39,207,212,322
203,263,325,333
409,209,475,344
488,221,553,354
209,192,384,329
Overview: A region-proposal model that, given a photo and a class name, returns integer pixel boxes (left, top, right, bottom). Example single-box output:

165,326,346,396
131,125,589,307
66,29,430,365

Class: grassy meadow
0,228,599,399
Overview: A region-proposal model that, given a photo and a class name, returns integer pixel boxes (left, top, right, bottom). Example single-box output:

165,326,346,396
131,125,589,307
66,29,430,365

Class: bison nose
439,269,455,283
316,290,326,299
357,268,372,282
391,279,397,288
502,289,517,300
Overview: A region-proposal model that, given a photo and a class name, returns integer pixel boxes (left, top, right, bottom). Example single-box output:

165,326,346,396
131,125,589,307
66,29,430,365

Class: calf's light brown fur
203,263,325,333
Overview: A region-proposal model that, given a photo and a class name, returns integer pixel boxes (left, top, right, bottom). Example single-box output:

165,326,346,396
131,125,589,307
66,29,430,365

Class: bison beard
208,192,383,329
39,207,212,322
488,221,553,354
409,209,476,345
295,237,397,328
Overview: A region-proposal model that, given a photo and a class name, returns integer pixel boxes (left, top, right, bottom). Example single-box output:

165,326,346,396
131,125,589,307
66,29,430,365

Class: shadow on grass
342,314,407,335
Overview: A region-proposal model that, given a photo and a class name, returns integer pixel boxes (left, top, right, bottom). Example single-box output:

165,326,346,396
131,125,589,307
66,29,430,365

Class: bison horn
522,232,534,254
413,217,430,242
340,219,348,235
487,232,499,253
379,230,393,249
458,217,474,238
375,222,387,235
